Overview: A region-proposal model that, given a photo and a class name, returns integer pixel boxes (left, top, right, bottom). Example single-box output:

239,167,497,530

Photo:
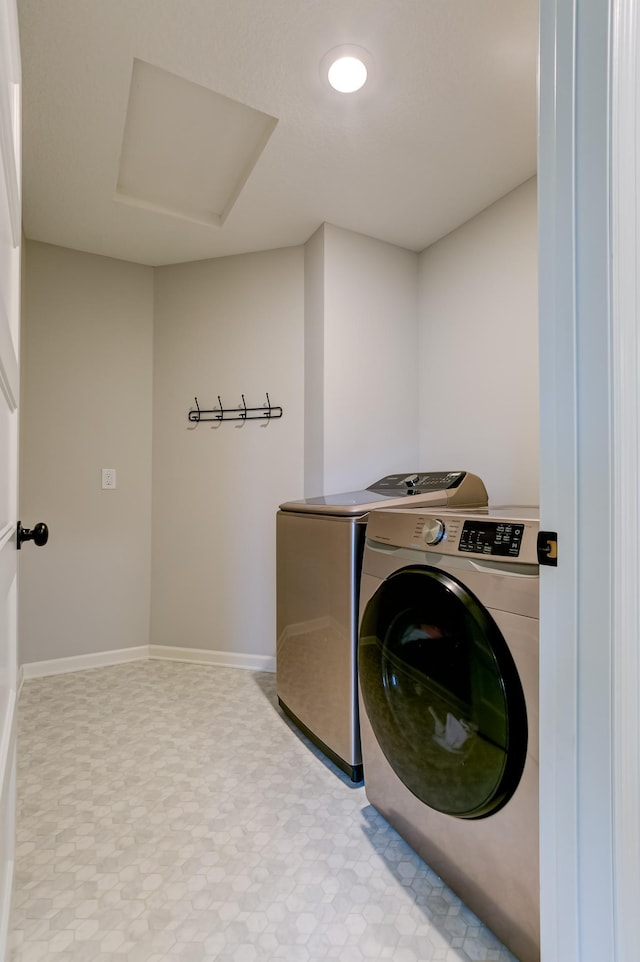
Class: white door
0,0,20,955
539,0,640,959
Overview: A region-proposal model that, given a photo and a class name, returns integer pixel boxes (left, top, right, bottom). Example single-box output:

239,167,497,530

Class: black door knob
17,521,49,550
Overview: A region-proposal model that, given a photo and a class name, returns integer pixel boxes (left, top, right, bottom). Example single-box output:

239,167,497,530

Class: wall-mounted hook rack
188,393,283,424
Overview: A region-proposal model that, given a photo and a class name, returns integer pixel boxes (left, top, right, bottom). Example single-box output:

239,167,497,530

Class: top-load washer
276,471,488,781
358,506,540,961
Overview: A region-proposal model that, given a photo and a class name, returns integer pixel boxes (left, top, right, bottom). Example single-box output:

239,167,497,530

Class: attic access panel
115,59,278,227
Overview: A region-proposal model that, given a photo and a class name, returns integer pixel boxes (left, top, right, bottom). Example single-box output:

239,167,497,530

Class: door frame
538,0,640,959
0,0,20,954
609,0,640,958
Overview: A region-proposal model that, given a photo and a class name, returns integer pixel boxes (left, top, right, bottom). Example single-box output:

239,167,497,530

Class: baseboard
21,646,149,680
20,644,276,680
149,645,276,674
0,857,14,962
0,689,16,798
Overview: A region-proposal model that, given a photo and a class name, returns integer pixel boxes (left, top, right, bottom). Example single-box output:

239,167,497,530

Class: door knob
17,521,49,550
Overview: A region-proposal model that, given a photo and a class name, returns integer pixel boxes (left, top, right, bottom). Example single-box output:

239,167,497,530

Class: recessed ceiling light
321,45,372,94
328,55,367,93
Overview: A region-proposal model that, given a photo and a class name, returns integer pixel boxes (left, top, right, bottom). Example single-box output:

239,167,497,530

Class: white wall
150,247,304,662
319,224,419,493
303,226,325,495
418,177,539,505
18,186,538,669
19,241,153,665
150,229,420,663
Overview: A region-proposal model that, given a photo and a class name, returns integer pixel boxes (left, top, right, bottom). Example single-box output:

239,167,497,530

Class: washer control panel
366,507,539,565
421,518,445,545
458,519,525,557
368,471,467,494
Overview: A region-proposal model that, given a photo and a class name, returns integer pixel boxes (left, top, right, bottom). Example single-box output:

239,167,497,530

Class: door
359,565,528,819
538,0,640,958
0,0,20,954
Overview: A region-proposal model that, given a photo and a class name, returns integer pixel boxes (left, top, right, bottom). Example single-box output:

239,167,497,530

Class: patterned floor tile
10,661,518,960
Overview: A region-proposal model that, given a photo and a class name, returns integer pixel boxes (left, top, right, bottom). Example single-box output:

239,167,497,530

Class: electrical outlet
101,468,116,490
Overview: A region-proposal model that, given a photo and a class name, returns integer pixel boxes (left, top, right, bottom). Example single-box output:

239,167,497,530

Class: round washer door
359,565,528,819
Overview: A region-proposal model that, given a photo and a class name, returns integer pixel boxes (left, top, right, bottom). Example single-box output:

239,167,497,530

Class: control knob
422,518,445,546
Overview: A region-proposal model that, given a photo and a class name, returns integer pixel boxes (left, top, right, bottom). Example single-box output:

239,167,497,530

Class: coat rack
188,393,283,424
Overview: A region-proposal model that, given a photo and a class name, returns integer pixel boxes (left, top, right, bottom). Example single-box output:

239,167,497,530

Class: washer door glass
359,565,528,819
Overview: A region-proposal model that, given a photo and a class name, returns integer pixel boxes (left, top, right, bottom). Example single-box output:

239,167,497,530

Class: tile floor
9,660,517,961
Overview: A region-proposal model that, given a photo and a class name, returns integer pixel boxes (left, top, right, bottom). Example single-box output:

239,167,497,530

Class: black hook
186,393,283,423
188,397,201,423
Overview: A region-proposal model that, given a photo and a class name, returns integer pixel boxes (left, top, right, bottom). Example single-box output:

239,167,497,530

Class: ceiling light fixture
328,55,367,93
321,45,372,94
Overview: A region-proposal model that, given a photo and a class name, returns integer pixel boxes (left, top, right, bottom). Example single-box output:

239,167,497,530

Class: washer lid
278,489,462,517
279,489,410,517
278,471,489,517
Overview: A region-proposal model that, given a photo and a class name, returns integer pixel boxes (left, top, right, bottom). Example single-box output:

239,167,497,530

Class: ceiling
17,0,538,268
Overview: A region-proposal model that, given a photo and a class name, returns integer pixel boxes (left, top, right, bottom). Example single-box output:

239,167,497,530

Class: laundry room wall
304,223,419,495
418,177,539,506
19,241,154,667
18,185,538,673
303,226,324,495
152,229,417,665
150,247,304,666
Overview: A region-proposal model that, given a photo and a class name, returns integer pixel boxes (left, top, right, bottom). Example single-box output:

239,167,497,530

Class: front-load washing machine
276,471,488,782
358,506,539,961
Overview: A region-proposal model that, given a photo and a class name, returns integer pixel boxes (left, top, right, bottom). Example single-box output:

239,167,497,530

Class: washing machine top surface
440,504,540,520
365,504,540,564
278,471,488,518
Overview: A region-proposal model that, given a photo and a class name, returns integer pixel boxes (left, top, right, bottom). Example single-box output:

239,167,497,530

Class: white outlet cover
101,468,117,490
